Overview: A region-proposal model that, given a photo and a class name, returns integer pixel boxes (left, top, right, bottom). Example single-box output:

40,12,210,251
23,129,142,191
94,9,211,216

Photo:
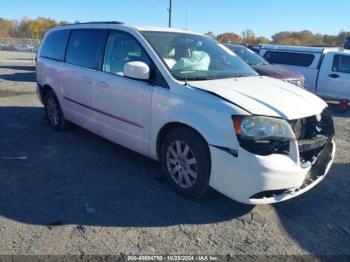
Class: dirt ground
0,51,349,256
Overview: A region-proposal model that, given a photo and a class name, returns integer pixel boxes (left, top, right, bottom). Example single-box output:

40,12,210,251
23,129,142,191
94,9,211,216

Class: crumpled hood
190,76,327,120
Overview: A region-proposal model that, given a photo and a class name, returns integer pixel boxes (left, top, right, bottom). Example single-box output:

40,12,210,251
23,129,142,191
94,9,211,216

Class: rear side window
263,51,315,67
40,30,70,61
333,55,350,74
66,30,105,69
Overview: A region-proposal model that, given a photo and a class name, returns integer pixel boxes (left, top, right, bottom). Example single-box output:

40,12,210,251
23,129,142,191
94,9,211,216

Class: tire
44,90,69,130
160,127,211,199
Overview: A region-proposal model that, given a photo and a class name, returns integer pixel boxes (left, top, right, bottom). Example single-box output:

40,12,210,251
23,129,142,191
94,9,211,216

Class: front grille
289,108,334,165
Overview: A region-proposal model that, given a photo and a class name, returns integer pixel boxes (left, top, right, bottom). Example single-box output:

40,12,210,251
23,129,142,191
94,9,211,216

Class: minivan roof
54,22,197,34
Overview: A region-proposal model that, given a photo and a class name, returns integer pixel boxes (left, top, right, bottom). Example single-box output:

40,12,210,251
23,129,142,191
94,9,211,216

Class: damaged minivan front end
182,73,336,204
209,107,335,204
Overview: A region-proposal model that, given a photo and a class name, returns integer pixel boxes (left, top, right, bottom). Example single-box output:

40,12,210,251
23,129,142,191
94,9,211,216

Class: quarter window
103,31,150,76
332,55,350,74
40,30,70,61
66,30,105,69
264,51,315,67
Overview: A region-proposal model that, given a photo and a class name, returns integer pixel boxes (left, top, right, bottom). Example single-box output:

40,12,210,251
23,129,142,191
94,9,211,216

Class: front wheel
160,127,211,199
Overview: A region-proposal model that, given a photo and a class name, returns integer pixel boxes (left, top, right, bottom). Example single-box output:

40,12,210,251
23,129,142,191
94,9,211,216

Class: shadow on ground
0,106,252,227
0,65,36,71
274,162,350,254
0,64,35,82
327,105,350,118
0,72,35,82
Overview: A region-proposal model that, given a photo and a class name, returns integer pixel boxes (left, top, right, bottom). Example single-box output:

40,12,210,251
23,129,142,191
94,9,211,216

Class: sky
1,0,349,38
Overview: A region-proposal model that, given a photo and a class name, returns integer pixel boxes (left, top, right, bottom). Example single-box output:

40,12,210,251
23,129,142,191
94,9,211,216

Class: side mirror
124,61,150,80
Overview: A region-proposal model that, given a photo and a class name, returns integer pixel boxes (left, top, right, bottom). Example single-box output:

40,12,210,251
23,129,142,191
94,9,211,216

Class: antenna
185,0,188,31
168,0,172,28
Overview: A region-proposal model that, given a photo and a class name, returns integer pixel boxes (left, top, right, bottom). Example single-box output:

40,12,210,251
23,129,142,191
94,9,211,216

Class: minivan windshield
228,45,269,66
142,31,258,81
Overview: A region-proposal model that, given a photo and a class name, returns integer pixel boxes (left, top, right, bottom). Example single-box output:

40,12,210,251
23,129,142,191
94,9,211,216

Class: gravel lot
0,51,349,256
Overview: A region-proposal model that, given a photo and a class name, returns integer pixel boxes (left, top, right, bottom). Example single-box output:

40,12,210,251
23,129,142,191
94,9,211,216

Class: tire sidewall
44,91,65,130
160,127,211,199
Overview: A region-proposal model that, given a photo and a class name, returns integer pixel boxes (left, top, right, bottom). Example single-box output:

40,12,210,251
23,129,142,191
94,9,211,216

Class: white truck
260,45,350,102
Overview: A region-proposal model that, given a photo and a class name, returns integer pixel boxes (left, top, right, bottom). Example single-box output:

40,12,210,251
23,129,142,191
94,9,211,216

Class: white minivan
36,22,336,205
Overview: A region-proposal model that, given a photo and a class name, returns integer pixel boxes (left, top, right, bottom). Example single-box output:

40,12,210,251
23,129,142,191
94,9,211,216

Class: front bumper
208,139,336,205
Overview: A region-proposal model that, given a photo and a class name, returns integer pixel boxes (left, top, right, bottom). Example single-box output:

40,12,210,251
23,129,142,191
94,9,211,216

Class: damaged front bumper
209,139,336,205
247,139,335,204
209,109,336,205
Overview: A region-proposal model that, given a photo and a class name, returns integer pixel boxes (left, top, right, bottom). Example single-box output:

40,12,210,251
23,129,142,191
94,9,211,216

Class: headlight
233,116,295,141
232,116,295,155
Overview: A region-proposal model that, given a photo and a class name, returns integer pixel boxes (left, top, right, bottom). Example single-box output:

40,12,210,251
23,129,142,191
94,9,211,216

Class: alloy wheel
166,140,198,188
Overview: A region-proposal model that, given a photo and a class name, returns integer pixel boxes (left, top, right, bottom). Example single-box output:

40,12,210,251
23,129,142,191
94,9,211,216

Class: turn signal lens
233,117,242,135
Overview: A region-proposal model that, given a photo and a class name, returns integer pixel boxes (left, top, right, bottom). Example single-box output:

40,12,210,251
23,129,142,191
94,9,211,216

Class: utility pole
168,0,172,28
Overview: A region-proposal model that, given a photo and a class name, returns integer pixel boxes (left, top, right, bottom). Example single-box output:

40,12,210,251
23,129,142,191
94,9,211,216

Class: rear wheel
160,127,211,199
44,90,69,130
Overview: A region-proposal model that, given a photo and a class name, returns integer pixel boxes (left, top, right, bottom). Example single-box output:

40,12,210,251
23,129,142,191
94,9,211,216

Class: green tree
271,31,292,44
336,31,350,45
278,37,301,46
254,36,270,44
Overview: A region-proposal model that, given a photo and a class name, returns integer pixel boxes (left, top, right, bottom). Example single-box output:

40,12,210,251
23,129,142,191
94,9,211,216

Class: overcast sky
1,0,349,38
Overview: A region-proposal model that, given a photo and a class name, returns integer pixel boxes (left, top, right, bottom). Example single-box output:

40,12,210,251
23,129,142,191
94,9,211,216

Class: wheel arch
156,122,209,161
38,84,56,106
42,84,54,99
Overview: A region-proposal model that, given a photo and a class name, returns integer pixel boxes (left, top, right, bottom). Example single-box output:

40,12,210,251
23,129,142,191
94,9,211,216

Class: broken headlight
232,116,295,155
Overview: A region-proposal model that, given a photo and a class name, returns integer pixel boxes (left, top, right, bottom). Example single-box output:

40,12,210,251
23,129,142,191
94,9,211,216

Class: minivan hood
252,64,304,80
189,76,327,120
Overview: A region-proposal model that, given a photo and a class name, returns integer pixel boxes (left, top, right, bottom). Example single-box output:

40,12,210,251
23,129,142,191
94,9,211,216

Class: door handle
97,81,109,88
82,76,93,84
329,73,340,79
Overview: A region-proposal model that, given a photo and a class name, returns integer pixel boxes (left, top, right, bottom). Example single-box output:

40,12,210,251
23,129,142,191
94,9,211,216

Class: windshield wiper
178,74,246,81
228,74,245,78
177,76,213,81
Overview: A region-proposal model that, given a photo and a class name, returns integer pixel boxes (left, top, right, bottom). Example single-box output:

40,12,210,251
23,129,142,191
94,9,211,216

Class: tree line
0,17,349,47
0,17,70,39
208,29,350,46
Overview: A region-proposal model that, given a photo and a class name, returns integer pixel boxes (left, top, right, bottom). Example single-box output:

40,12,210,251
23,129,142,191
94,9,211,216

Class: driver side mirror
124,61,150,80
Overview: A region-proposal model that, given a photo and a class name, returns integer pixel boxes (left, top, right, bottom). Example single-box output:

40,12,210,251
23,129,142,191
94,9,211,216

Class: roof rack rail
64,21,124,26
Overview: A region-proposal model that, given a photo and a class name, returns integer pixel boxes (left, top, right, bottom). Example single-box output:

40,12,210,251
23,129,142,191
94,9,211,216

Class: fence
0,37,41,63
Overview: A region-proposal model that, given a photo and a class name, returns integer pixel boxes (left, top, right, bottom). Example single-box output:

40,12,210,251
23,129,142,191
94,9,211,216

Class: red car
225,43,305,88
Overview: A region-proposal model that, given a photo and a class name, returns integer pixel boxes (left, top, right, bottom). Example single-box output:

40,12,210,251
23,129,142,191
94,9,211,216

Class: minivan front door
93,31,155,156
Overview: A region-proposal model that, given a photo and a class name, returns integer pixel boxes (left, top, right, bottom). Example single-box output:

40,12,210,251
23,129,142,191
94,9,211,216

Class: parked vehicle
15,44,34,52
344,36,350,50
224,43,305,87
260,44,350,101
246,44,260,54
1,45,16,51
36,22,335,205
